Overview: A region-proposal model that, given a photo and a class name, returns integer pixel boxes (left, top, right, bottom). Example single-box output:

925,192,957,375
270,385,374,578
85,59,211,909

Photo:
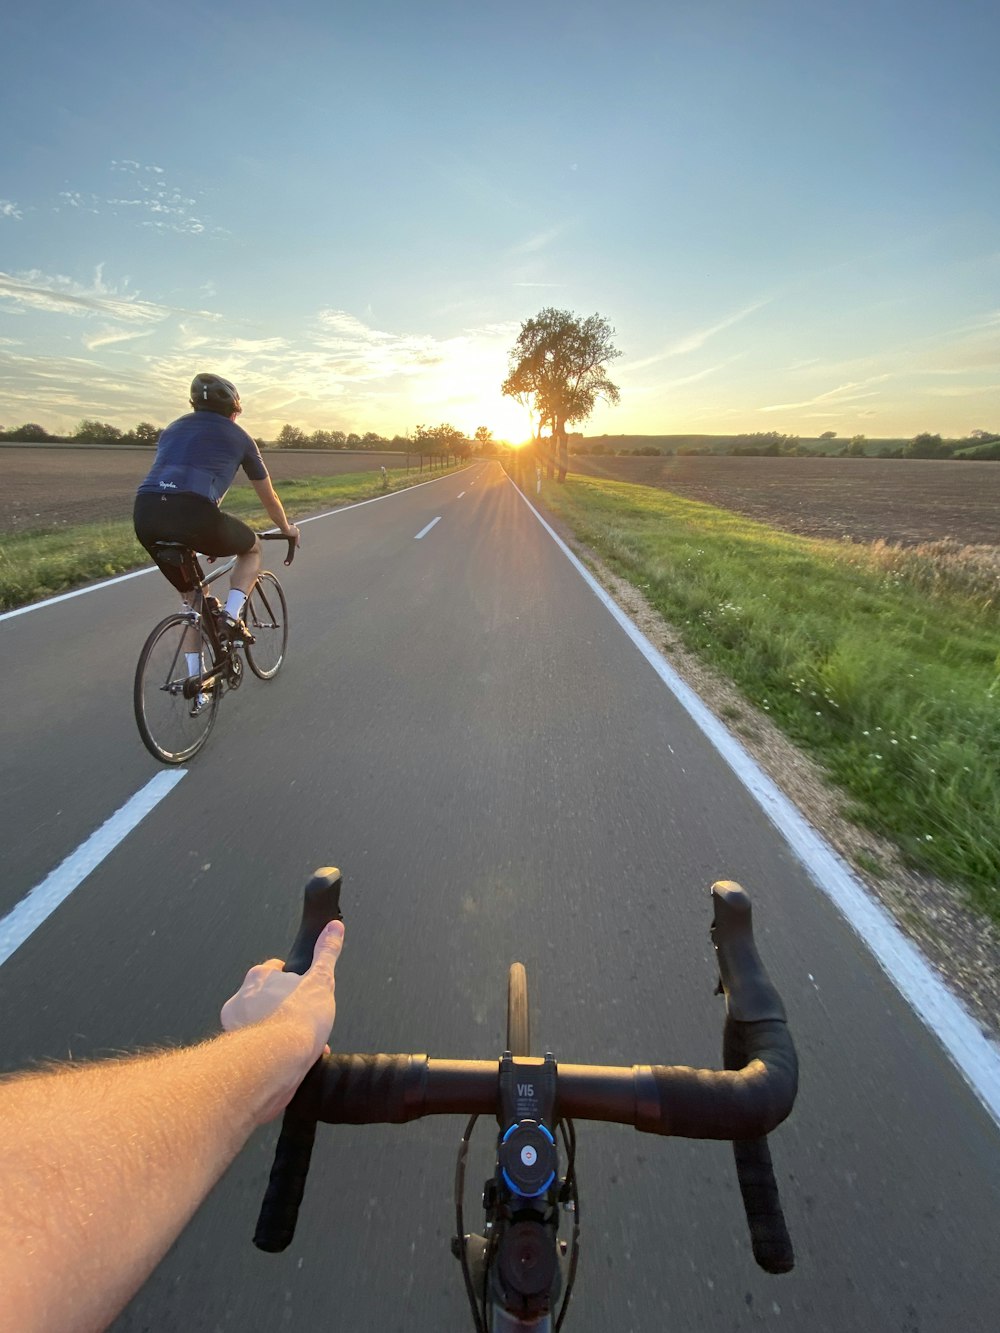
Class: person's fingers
301,920,345,989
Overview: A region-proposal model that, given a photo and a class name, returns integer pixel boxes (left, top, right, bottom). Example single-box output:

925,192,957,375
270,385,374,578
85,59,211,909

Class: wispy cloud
82,326,157,351
623,300,770,372
54,161,225,236
761,374,892,411
509,224,566,256
0,268,220,324
313,309,449,379
1,200,23,220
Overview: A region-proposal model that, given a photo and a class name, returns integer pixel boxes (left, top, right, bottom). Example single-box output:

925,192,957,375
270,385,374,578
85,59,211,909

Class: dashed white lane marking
0,771,186,968
414,517,441,540
457,492,466,498
510,476,1000,1130
0,465,476,623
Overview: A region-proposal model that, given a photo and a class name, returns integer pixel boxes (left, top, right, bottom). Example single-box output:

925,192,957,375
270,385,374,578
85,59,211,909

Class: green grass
539,475,1000,923
0,464,460,614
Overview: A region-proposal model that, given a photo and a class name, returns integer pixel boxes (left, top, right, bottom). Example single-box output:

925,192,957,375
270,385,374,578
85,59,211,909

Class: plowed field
567,454,999,547
0,446,410,534
2,447,998,546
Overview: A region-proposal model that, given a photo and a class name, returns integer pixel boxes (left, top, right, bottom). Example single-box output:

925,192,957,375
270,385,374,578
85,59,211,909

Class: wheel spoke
134,614,220,763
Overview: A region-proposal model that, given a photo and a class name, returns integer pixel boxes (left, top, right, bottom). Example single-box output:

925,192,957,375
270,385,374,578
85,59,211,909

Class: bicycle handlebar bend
258,529,297,567
253,871,797,1276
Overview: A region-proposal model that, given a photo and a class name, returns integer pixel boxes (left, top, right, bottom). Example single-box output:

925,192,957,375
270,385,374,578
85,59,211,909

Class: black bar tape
721,981,797,1274
318,1053,430,1124
260,530,296,566
253,868,343,1252
732,1137,795,1274
253,1085,319,1252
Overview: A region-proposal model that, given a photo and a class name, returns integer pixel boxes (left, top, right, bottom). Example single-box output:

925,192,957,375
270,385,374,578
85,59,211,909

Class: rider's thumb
308,919,344,979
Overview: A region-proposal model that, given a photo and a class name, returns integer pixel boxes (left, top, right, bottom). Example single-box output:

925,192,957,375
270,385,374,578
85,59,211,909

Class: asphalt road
1,461,998,1331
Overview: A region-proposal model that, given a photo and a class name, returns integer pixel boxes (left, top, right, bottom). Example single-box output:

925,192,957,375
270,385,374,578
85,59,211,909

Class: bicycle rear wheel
244,572,288,679
134,613,220,763
506,963,530,1057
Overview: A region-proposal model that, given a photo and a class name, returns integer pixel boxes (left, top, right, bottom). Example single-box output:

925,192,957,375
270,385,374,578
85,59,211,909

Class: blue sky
2,0,998,441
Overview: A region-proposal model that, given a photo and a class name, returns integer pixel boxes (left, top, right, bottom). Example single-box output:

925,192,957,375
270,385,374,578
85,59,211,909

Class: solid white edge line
0,770,186,968
0,564,159,621
0,462,480,624
414,517,442,540
509,476,1000,1129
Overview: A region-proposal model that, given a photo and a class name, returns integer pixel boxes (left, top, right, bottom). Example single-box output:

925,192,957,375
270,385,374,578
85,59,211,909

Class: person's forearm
262,488,291,531
0,1018,312,1333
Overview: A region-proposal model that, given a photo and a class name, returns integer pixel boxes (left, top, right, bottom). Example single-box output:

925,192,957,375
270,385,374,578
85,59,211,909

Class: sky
2,0,999,443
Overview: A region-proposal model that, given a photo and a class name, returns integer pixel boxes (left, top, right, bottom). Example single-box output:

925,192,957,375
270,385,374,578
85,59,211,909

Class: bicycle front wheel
507,963,530,1057
244,572,288,679
134,614,220,763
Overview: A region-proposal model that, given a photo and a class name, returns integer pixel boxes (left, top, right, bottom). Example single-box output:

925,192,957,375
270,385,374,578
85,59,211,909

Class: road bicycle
133,532,295,764
251,868,799,1329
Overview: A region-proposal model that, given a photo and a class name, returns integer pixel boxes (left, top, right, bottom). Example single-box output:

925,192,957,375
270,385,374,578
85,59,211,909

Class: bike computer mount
455,1051,575,1327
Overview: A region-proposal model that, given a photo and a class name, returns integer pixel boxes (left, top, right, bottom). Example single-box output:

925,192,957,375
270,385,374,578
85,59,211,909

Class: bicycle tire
244,571,288,680
134,613,220,763
506,962,530,1057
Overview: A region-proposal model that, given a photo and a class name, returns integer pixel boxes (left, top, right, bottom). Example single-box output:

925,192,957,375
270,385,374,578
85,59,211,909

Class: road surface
1,461,997,1330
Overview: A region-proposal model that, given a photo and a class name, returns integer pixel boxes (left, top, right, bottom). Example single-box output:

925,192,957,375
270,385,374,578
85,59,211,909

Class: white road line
0,465,475,624
457,492,466,498
414,517,441,540
0,771,186,968
510,476,1000,1129
0,565,159,621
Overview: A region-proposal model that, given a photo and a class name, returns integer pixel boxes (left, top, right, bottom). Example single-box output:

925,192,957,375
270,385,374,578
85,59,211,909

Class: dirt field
2,446,998,546
567,454,1000,547
0,446,411,534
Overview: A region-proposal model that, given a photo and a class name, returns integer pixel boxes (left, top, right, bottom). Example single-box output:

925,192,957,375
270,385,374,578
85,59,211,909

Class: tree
4,422,55,442
414,423,466,457
905,432,952,459
75,419,122,443
847,434,866,457
132,422,161,445
819,430,837,440
276,424,307,448
502,309,621,481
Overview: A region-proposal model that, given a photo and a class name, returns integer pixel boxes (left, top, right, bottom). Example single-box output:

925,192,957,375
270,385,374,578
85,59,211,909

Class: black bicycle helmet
190,372,242,416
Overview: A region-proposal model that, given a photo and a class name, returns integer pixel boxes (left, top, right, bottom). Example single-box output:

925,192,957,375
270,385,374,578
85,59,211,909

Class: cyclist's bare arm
0,922,343,1333
251,476,300,545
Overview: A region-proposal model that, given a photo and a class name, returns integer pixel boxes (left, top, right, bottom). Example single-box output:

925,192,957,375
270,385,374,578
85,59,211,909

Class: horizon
2,1,998,443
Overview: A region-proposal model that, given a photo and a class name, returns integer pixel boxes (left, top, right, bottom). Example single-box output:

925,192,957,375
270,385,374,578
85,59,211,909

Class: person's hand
221,920,344,1120
282,522,301,547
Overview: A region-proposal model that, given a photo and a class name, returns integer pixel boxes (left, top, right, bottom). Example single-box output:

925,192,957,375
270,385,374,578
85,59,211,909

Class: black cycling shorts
134,492,256,592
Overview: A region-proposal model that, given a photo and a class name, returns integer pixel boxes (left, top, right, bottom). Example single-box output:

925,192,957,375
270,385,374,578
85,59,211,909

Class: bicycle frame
155,533,295,700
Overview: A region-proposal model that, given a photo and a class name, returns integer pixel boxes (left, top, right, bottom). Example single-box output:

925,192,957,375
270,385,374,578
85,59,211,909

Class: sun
463,395,534,447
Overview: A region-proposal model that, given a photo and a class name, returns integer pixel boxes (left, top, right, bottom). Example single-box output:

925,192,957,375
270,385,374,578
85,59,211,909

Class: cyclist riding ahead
133,374,301,710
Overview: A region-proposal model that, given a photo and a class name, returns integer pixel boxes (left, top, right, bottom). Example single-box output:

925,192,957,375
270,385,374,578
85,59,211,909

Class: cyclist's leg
206,512,260,616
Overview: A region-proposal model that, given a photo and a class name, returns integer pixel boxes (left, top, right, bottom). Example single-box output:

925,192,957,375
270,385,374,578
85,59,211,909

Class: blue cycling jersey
136,412,269,505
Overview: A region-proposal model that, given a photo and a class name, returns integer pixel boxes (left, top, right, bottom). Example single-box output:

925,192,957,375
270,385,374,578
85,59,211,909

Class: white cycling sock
225,589,246,619
186,652,201,677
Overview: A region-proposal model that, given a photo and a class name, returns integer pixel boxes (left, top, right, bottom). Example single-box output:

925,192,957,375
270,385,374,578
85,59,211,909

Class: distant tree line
569,428,1000,461
0,419,505,457
5,420,997,461
0,420,164,444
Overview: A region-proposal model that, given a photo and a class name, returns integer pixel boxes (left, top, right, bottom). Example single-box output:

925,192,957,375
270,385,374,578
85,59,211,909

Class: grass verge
0,464,460,614
537,475,1000,925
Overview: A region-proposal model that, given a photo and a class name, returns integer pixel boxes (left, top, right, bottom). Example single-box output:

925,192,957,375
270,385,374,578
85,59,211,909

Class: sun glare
463,396,533,446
